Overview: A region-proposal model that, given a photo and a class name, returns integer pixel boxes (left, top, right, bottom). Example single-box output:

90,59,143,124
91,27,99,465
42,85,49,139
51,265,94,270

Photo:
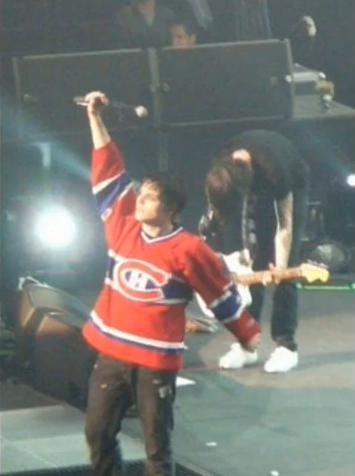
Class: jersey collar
141,226,183,244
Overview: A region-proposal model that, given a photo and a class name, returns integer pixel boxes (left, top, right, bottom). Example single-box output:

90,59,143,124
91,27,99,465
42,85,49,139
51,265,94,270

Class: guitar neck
233,267,303,286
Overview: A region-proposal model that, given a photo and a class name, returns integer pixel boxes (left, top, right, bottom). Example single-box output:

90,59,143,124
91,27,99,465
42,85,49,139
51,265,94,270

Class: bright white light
346,174,355,187
35,206,76,249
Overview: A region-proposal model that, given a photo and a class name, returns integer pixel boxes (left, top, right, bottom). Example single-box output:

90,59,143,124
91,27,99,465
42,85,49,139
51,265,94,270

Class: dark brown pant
85,354,176,476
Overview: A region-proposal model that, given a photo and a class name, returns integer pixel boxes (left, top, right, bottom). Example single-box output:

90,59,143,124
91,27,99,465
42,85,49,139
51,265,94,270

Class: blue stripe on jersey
212,284,241,322
95,172,131,216
91,313,185,356
163,279,193,302
107,255,115,277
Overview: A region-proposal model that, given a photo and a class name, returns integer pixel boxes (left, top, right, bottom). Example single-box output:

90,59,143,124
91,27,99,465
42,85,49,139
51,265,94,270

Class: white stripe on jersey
93,172,123,194
91,310,185,350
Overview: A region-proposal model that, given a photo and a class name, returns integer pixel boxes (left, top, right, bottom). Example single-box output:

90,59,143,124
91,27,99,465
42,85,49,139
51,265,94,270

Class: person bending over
203,129,309,373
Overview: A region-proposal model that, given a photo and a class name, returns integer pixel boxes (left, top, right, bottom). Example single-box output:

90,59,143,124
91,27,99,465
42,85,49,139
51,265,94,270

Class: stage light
34,206,76,249
346,174,355,187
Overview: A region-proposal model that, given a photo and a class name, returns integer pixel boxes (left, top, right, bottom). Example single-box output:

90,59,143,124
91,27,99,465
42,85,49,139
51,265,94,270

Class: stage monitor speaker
16,283,96,408
158,39,294,126
13,49,152,138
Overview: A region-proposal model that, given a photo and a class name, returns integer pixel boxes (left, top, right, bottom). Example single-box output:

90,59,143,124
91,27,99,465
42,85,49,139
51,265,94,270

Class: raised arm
85,91,111,149
83,91,136,245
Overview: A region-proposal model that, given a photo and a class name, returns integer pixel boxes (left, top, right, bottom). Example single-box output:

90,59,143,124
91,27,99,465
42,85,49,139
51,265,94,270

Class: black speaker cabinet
16,283,96,407
13,49,152,138
158,39,295,126
13,40,294,138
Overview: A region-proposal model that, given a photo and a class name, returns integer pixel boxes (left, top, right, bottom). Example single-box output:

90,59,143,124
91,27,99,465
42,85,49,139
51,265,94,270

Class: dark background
1,0,355,316
1,0,355,106
1,6,354,475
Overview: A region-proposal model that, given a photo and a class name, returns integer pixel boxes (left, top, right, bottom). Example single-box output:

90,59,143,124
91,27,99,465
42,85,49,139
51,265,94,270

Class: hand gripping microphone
73,96,148,119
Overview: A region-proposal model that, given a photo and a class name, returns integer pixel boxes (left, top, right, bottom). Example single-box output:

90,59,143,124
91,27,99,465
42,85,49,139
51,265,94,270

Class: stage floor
1,288,355,476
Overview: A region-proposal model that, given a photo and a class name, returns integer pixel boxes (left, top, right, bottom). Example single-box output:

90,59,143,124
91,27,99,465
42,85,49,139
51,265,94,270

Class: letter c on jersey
114,259,170,302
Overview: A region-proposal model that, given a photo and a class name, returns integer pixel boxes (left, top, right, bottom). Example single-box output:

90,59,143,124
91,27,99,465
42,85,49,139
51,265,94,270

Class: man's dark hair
171,15,199,37
142,172,187,220
205,150,252,220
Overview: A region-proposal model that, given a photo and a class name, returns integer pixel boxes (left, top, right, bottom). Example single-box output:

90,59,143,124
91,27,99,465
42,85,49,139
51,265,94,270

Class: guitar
195,262,329,319
232,262,330,286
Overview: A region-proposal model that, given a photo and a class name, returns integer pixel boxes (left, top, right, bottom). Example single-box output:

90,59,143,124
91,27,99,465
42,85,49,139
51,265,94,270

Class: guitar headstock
299,263,330,283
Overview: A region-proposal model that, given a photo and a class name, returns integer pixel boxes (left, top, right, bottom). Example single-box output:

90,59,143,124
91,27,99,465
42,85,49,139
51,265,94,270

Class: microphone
73,96,148,119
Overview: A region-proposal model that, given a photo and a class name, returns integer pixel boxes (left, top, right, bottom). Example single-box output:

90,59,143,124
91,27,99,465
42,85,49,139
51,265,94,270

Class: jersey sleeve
178,237,260,344
91,140,136,245
180,238,245,324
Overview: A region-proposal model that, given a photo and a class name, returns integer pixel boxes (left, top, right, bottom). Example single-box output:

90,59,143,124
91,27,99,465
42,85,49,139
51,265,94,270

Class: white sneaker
264,346,298,373
219,343,258,369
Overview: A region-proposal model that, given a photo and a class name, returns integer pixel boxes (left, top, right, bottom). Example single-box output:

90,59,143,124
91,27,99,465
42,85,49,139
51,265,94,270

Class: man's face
135,181,172,226
171,25,196,49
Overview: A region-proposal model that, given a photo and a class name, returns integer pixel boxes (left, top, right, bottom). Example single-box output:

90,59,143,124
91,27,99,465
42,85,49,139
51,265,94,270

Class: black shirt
216,129,309,253
230,129,309,201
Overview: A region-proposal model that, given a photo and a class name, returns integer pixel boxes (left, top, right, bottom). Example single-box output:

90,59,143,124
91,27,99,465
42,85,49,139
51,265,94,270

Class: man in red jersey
82,91,260,476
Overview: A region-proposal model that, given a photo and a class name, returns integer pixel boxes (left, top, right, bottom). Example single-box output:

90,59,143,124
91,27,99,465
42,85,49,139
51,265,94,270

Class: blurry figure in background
267,1,318,66
115,0,175,48
183,0,214,42
173,0,272,43
170,0,214,43
290,15,317,66
170,16,198,49
203,129,310,373
233,0,272,41
184,0,213,31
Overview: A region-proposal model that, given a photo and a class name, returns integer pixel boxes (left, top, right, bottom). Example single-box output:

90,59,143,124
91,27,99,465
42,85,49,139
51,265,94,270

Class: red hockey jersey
82,141,251,371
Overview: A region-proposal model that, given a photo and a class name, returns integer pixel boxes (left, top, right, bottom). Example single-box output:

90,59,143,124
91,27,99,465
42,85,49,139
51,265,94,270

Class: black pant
249,186,309,350
85,354,176,476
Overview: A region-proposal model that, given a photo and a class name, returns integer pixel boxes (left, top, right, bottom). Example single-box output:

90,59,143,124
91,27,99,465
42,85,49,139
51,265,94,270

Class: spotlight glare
35,206,76,249
346,174,355,187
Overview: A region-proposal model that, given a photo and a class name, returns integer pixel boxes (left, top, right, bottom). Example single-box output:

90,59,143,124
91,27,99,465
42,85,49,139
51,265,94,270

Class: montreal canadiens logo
113,259,170,302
